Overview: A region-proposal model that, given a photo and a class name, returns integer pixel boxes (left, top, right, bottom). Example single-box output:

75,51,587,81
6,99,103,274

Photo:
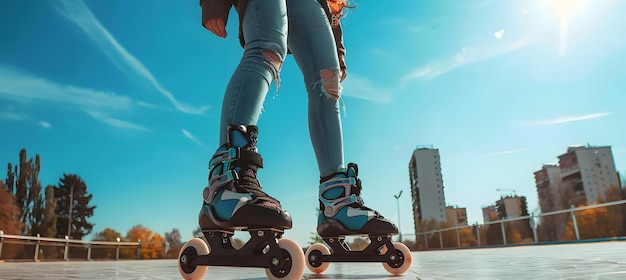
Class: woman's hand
203,18,227,38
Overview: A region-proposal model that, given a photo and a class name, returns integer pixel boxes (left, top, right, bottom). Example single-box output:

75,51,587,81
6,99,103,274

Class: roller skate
178,125,304,280
305,163,412,275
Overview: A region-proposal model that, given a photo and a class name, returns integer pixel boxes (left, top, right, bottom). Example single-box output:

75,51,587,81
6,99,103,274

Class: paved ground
1,241,625,279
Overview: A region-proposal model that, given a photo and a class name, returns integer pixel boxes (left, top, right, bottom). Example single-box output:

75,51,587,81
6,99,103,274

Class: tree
192,226,203,238
165,228,183,258
0,183,24,259
5,149,45,235
30,185,58,237
15,149,29,223
562,206,622,240
308,231,324,246
348,237,370,251
126,225,165,259
0,182,23,234
93,228,124,259
94,228,124,241
5,163,15,194
54,174,96,239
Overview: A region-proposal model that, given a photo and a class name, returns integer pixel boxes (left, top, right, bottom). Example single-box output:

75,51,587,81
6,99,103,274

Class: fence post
116,238,120,260
164,241,168,259
136,240,141,259
1,230,4,259
530,214,538,244
87,242,92,261
438,229,443,249
64,236,70,261
34,234,40,261
500,221,507,246
571,205,580,240
456,227,461,248
424,233,428,249
475,224,481,247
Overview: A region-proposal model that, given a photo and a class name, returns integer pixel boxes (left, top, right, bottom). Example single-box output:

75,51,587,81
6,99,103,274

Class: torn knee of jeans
262,50,283,90
319,69,342,100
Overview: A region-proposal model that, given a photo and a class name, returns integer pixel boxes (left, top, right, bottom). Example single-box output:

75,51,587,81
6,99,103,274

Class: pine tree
54,174,96,240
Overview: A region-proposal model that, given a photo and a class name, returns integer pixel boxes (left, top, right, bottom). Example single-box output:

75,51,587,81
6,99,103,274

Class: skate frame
312,235,405,267
182,229,289,269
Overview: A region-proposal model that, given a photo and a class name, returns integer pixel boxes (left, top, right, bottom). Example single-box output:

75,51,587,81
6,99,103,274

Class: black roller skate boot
305,163,412,276
178,125,304,280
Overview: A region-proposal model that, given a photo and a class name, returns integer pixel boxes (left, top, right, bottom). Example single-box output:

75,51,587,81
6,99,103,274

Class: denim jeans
219,0,344,176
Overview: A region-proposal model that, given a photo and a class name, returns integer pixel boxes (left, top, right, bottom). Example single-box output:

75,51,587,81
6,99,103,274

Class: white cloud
182,128,206,149
55,0,210,115
484,149,526,157
0,111,25,121
86,111,150,131
523,112,611,126
342,74,393,102
39,121,52,129
0,66,132,110
402,39,530,83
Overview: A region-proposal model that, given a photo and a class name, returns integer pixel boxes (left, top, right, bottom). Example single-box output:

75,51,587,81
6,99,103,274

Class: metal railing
404,199,626,250
0,232,176,261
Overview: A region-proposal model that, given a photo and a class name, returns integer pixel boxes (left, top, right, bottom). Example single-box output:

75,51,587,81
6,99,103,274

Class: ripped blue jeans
218,0,344,176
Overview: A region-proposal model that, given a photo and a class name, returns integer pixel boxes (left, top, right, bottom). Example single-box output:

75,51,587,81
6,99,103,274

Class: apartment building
534,164,562,213
557,145,620,204
408,146,447,232
446,206,468,226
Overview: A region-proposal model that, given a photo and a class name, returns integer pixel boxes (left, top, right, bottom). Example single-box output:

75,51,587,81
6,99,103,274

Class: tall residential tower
408,146,447,232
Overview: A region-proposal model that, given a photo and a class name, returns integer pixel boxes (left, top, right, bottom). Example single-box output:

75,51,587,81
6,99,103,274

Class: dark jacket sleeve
332,23,347,78
199,0,234,29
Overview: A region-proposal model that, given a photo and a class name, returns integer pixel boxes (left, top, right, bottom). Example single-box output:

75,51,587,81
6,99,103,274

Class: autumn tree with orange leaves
126,225,165,259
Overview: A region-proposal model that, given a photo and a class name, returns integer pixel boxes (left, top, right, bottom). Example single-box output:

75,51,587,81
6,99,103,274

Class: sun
545,0,585,56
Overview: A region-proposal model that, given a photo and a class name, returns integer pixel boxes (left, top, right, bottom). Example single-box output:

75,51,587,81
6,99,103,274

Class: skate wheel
178,238,209,280
305,243,330,274
382,242,412,275
265,238,305,280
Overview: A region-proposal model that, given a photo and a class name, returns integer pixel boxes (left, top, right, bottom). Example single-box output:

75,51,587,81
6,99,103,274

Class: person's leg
287,0,396,237
286,0,344,177
218,0,288,145
201,0,291,231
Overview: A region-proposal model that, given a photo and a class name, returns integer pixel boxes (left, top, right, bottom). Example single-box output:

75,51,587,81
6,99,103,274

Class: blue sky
1,0,625,246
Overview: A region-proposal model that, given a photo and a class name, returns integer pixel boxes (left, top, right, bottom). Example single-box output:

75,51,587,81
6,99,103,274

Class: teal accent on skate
213,190,251,221
320,207,368,231
230,130,248,148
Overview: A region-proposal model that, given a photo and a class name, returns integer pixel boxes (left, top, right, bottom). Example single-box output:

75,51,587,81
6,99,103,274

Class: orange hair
328,0,348,15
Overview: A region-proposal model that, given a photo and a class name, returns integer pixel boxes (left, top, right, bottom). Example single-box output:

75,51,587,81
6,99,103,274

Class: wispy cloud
87,111,151,131
342,74,393,102
182,128,206,149
55,0,210,115
523,112,611,126
484,149,526,157
0,66,132,110
0,66,150,131
39,121,52,129
0,111,25,121
402,39,530,84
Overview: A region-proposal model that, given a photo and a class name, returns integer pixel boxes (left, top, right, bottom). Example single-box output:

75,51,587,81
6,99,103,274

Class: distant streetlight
394,190,403,242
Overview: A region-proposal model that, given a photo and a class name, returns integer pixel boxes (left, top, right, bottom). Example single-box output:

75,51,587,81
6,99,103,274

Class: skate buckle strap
322,193,363,218
205,170,238,204
209,148,240,171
